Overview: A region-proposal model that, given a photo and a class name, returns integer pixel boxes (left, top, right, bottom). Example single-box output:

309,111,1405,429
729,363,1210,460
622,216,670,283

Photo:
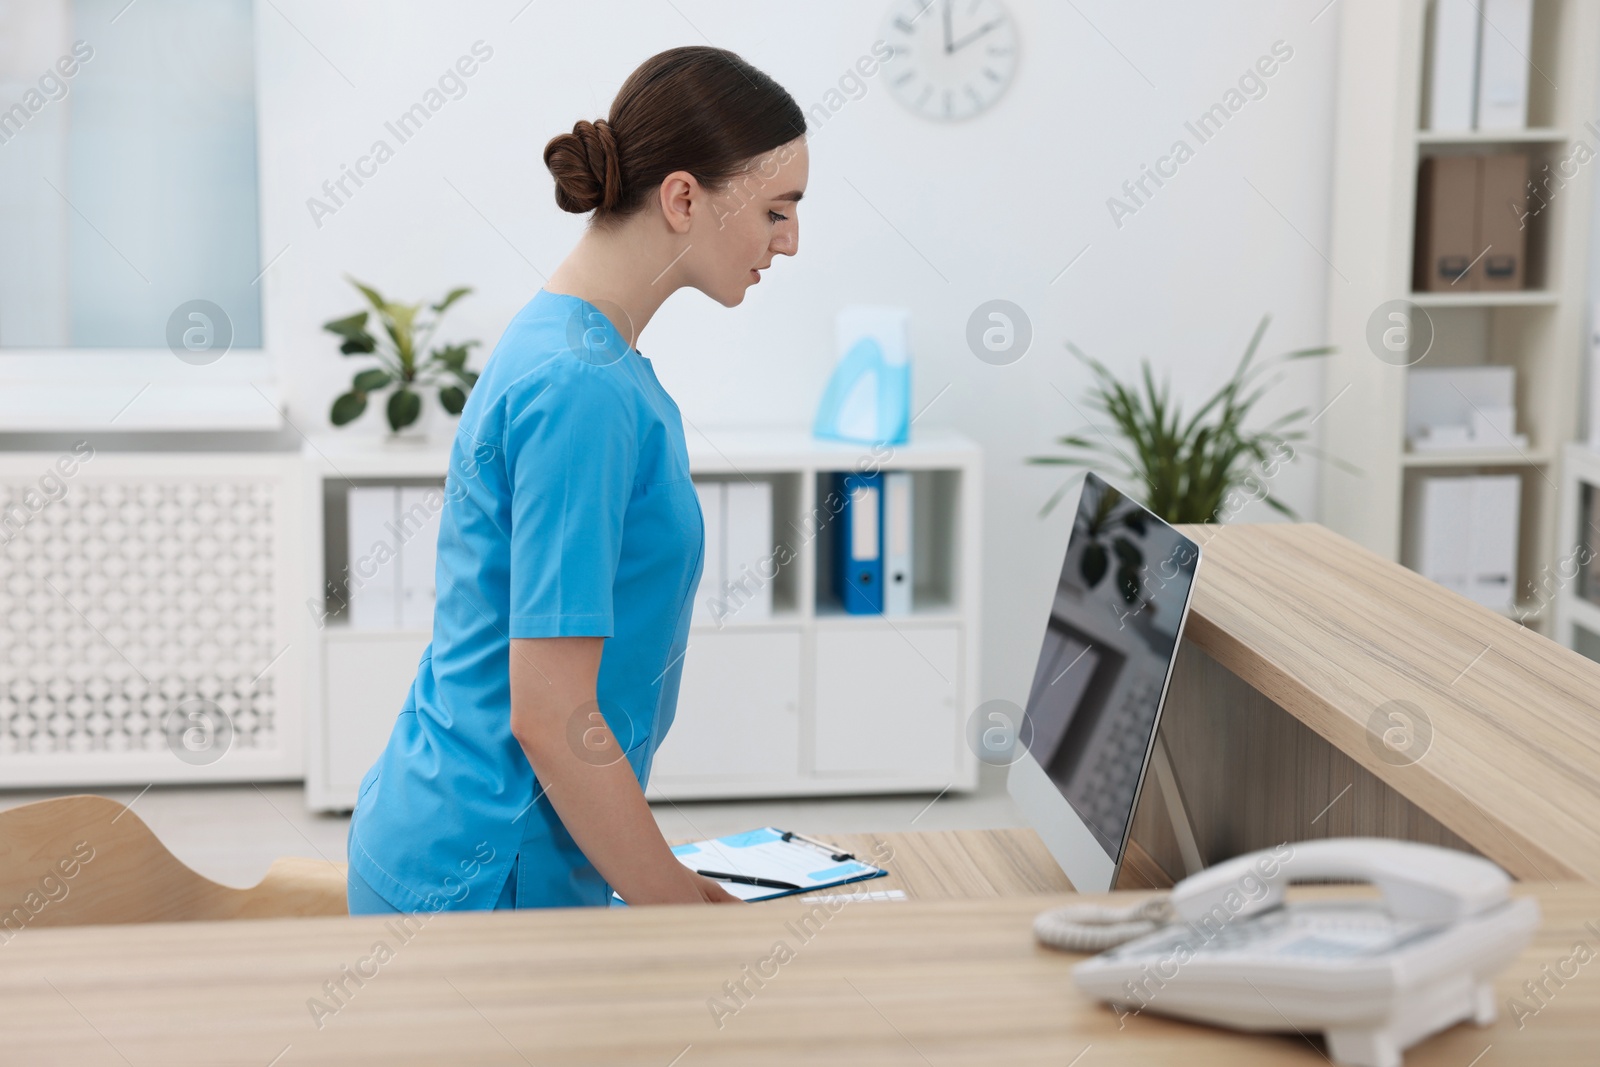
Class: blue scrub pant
346,859,517,914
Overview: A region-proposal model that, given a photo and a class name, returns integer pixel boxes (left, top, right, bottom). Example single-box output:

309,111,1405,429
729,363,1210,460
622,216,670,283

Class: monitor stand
1148,734,1205,879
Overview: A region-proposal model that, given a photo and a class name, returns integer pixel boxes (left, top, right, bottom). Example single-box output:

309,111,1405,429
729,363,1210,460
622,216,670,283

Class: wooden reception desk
1125,523,1600,887
5,524,1600,1065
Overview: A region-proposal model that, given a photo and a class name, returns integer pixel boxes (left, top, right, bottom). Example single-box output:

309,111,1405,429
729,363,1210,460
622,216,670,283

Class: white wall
256,0,1338,708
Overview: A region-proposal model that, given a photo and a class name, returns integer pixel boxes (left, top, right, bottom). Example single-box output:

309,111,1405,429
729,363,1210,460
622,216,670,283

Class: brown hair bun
542,47,806,226
544,117,622,215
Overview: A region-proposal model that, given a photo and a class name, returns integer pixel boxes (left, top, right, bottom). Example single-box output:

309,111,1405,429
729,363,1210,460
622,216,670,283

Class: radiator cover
0,453,304,785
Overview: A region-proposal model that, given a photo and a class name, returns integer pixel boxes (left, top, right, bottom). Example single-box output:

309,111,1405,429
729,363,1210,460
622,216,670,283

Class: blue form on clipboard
613,827,888,904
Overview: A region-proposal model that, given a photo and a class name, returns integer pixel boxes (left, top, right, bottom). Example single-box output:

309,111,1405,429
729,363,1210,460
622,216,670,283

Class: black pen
695,869,801,891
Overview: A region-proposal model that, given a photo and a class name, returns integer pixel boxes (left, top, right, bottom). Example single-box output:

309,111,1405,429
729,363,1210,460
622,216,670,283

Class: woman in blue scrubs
345,46,808,913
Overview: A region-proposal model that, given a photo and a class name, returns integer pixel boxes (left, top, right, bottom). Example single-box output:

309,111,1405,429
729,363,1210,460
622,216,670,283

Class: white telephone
1038,838,1540,1067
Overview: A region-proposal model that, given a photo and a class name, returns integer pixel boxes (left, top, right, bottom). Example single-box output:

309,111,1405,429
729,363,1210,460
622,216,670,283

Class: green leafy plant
1076,480,1149,605
325,277,480,432
1029,315,1348,522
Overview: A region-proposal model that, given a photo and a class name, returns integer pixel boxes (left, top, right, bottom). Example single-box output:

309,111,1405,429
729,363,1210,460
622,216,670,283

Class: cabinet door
323,631,430,794
813,625,961,777
651,630,802,782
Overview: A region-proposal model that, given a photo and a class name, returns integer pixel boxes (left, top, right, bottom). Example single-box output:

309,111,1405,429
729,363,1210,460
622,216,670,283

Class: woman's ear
657,171,697,234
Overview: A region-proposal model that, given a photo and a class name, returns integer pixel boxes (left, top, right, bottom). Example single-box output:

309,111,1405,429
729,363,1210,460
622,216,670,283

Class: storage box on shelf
1319,0,1600,635
301,429,982,811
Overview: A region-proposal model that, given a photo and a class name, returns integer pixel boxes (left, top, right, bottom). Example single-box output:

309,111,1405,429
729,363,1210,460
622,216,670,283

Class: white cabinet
319,630,430,799
650,630,802,784
813,625,961,779
305,429,982,809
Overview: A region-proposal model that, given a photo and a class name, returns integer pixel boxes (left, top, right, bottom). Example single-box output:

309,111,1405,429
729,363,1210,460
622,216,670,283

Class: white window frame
0,1,281,433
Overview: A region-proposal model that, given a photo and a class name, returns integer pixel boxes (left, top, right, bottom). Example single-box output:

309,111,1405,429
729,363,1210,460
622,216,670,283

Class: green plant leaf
454,368,480,389
330,390,367,426
386,388,421,431
1080,542,1108,588
438,385,466,415
383,329,409,372
325,311,378,354
1038,319,1337,523
381,305,423,375
1281,344,1336,360
324,311,369,338
432,341,477,370
1235,314,1271,380
387,301,420,336
352,368,391,392
431,287,473,314
1037,478,1084,516
349,277,388,314
1111,536,1143,569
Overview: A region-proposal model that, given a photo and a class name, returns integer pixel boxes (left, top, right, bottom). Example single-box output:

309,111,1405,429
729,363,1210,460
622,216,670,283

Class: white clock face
880,0,1018,121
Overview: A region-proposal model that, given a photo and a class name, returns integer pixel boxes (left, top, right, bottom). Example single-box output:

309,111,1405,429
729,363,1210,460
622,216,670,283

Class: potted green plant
324,277,480,435
1029,315,1350,522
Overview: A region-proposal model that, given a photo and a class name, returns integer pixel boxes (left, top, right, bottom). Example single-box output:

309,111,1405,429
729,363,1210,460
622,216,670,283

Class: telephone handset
1038,838,1540,1067
1169,838,1515,925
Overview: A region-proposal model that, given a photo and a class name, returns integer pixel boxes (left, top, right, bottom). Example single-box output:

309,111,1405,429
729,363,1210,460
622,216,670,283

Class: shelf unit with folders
1317,0,1600,634
300,428,982,811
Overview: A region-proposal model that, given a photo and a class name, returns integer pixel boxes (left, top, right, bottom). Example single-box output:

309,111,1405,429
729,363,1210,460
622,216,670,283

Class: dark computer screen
1021,473,1200,861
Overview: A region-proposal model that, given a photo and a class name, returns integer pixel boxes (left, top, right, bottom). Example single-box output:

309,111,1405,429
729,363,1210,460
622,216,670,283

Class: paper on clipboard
671,827,886,901
607,827,881,904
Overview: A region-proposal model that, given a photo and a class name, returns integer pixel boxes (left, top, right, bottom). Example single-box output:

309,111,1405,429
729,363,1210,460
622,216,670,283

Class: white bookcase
300,438,442,812
1553,442,1600,659
1317,0,1600,632
301,428,982,811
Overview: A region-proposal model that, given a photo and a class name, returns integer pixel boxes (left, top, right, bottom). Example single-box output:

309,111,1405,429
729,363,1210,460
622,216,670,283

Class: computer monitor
1006,472,1202,892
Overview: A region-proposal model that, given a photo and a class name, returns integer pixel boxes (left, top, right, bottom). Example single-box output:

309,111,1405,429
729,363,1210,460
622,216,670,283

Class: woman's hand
691,872,746,904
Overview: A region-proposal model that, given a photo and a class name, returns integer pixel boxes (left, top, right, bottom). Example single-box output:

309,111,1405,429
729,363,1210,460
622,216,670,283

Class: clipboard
613,827,888,904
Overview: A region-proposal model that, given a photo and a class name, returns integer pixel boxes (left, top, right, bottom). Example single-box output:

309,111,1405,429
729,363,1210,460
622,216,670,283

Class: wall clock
880,0,1019,121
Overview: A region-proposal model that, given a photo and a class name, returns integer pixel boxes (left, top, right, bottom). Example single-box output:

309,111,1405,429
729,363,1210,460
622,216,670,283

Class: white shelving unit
1317,0,1600,632
1553,443,1600,659
300,437,444,812
301,428,982,811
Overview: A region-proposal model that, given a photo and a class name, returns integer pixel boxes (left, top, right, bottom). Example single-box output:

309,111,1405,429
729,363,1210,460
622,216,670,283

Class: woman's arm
508,636,740,905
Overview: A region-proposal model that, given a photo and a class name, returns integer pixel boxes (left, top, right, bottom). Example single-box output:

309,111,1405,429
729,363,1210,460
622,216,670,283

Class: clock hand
949,17,1006,53
942,0,954,54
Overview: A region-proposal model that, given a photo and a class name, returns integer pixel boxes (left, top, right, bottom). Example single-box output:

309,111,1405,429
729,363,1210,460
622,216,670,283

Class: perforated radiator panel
0,454,303,784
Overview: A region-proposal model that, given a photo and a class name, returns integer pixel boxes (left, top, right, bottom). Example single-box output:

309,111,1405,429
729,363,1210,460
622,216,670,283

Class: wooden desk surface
4,879,1594,1065
1175,523,1600,885
715,829,1073,900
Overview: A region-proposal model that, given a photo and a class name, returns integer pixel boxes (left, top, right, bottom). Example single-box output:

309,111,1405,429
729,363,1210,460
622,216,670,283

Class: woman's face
688,136,808,307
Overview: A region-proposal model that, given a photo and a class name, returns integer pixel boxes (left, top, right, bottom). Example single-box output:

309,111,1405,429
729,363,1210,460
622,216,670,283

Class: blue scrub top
347,288,704,911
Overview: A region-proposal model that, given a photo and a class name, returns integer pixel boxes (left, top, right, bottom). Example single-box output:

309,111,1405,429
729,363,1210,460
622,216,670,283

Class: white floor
0,765,1026,890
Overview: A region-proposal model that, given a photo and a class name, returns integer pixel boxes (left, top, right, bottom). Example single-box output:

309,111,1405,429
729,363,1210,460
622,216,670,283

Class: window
0,0,261,350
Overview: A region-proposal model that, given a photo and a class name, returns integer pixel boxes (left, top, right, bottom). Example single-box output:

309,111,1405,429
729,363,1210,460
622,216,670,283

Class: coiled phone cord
1033,895,1175,953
